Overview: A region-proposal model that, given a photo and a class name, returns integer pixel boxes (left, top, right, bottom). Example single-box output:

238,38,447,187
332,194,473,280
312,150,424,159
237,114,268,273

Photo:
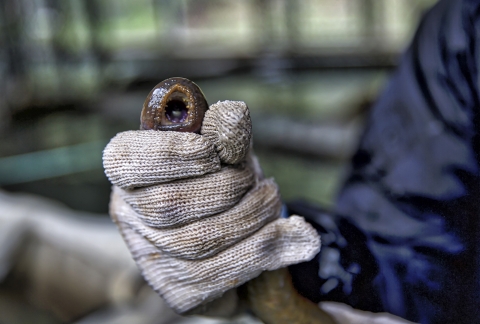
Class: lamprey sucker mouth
140,77,208,133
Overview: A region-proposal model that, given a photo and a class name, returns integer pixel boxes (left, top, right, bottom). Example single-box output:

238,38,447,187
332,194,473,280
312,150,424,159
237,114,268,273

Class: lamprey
140,77,337,324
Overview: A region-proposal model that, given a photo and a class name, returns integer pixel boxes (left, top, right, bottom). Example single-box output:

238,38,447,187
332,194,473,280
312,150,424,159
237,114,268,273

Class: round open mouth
165,99,188,123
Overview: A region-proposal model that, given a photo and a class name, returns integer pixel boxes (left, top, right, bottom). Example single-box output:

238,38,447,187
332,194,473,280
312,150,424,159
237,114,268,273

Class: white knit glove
103,100,320,314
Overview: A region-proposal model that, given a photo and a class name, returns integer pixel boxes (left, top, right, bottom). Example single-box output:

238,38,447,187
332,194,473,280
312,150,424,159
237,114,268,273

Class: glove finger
115,179,282,260
117,165,255,228
201,100,251,165
103,130,221,189
113,213,320,314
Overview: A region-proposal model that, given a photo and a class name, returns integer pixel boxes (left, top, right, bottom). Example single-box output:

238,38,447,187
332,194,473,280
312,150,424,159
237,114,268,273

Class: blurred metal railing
0,0,438,212
0,0,437,112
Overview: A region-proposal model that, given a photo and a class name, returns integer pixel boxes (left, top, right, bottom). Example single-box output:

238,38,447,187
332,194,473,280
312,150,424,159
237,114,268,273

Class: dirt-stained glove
103,100,320,314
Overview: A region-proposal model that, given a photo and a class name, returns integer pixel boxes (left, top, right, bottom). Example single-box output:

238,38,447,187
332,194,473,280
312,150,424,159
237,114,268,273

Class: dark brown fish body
141,77,208,133
247,268,337,324
140,77,337,324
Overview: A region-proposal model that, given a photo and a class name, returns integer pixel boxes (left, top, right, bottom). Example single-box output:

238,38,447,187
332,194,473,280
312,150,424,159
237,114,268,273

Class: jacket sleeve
289,1,480,323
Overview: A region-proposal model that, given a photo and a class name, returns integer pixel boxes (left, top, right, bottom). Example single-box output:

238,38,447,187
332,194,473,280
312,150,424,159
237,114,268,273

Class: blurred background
0,0,437,323
0,0,439,210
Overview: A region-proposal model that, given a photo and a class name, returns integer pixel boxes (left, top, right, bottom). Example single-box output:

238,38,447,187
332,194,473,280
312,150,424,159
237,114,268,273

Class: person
103,0,480,323
288,1,479,322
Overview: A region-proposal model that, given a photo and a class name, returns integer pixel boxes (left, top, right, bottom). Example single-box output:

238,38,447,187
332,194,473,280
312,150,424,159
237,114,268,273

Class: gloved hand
103,100,320,314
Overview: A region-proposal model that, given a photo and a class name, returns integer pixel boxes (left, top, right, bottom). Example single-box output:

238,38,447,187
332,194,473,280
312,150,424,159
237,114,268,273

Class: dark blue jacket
288,1,480,323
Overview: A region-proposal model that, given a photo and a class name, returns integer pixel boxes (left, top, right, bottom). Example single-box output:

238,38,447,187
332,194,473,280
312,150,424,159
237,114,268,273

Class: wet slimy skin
140,77,208,133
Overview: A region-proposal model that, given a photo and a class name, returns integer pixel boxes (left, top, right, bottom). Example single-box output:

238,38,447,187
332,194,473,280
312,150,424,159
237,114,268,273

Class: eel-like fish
140,77,337,324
